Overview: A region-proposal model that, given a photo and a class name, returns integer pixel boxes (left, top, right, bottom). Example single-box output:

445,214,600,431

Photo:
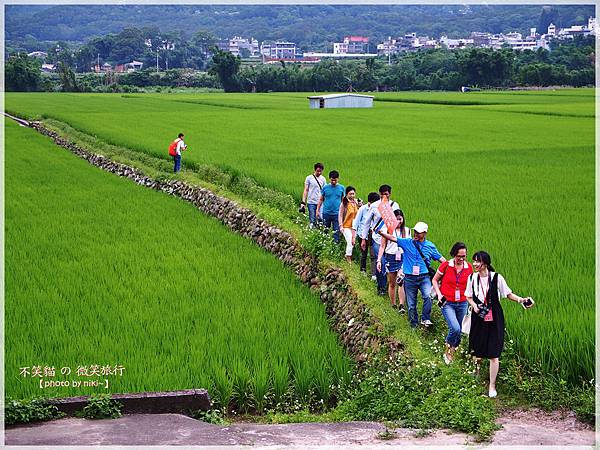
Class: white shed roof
307,93,375,100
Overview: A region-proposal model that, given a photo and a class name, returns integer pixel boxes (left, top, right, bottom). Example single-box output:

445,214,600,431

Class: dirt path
5,409,594,447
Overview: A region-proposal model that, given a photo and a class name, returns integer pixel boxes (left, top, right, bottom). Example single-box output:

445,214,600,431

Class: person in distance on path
432,242,473,364
379,221,445,328
465,251,534,398
316,170,345,243
301,162,326,228
169,133,187,173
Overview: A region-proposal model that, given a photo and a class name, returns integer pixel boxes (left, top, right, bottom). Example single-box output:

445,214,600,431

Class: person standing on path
316,170,345,243
376,209,411,312
465,250,534,398
432,242,473,364
379,221,445,328
339,186,359,263
301,163,326,228
363,185,400,296
169,133,187,173
354,192,380,277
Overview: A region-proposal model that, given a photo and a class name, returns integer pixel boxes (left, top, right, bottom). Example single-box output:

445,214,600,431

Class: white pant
342,227,354,256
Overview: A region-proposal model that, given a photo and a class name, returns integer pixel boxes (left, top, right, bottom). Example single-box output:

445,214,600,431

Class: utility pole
156,48,159,72
97,53,100,72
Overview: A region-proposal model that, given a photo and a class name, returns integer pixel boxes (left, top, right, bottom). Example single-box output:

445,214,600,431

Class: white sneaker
421,320,433,327
488,388,497,398
371,275,377,281
443,353,451,365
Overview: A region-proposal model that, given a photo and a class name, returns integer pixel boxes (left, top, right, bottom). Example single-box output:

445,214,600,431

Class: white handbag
461,307,472,334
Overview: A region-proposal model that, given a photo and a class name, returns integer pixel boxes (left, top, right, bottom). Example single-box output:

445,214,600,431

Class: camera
522,297,534,309
476,304,490,319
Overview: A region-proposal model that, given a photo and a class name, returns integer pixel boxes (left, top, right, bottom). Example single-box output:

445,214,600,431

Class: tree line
200,37,595,92
6,36,594,93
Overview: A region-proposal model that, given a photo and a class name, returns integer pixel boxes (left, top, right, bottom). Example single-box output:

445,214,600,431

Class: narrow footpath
5,408,594,447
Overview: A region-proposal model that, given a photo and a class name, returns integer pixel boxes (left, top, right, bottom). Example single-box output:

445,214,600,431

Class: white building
377,37,398,56
440,36,474,49
307,93,374,109
260,41,297,59
228,36,260,57
333,36,369,54
28,51,47,59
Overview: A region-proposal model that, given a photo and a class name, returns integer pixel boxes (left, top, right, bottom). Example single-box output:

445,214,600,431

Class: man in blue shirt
379,221,446,328
316,170,345,243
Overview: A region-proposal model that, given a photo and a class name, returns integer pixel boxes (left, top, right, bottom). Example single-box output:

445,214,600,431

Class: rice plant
5,88,595,384
5,120,353,408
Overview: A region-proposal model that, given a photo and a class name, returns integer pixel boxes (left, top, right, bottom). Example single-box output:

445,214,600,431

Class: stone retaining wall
25,118,403,364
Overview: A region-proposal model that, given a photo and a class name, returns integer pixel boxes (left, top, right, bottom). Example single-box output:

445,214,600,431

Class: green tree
57,61,81,92
209,48,241,92
458,48,514,87
111,28,145,63
5,54,42,91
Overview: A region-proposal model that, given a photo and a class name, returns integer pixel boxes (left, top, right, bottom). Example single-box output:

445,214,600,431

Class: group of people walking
301,163,535,398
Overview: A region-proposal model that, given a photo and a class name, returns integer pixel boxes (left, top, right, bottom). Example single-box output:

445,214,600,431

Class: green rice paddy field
6,89,595,386
5,120,352,404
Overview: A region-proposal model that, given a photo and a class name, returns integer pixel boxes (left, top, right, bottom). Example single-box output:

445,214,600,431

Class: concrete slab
5,410,595,447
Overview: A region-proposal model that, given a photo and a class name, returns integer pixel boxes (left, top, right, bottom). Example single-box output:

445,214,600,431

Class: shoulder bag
414,240,437,280
461,274,476,334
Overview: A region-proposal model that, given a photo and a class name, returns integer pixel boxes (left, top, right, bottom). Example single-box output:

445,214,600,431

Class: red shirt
438,261,473,302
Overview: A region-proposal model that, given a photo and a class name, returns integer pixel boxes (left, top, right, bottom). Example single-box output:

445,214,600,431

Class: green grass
5,88,595,384
5,120,352,407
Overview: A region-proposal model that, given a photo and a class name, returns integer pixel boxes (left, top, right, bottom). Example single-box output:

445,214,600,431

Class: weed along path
4,111,594,446
5,409,594,446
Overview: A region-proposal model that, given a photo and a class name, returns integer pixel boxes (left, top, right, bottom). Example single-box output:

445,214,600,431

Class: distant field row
5,120,351,405
5,89,595,383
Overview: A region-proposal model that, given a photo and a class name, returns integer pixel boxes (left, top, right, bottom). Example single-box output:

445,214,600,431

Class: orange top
342,201,358,228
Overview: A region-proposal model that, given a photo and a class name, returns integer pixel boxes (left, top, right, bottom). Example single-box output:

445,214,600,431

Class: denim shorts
383,253,402,274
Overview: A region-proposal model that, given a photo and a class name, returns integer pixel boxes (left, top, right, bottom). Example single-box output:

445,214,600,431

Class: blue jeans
372,240,387,292
404,274,433,327
322,213,340,243
441,301,468,347
173,154,181,173
307,203,318,227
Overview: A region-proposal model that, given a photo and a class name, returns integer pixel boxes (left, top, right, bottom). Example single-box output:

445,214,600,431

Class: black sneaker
377,289,386,296
398,305,406,314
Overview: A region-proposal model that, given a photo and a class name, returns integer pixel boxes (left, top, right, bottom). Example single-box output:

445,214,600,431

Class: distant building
440,36,474,49
41,63,55,72
542,16,595,44
217,36,260,57
28,51,47,59
333,36,369,54
377,37,398,56
377,33,437,55
114,60,144,73
260,41,297,59
303,52,378,59
307,93,374,109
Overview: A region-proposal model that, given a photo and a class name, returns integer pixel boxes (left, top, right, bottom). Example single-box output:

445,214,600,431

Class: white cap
414,221,428,233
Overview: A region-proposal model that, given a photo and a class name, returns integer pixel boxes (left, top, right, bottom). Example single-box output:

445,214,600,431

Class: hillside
6,4,595,50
